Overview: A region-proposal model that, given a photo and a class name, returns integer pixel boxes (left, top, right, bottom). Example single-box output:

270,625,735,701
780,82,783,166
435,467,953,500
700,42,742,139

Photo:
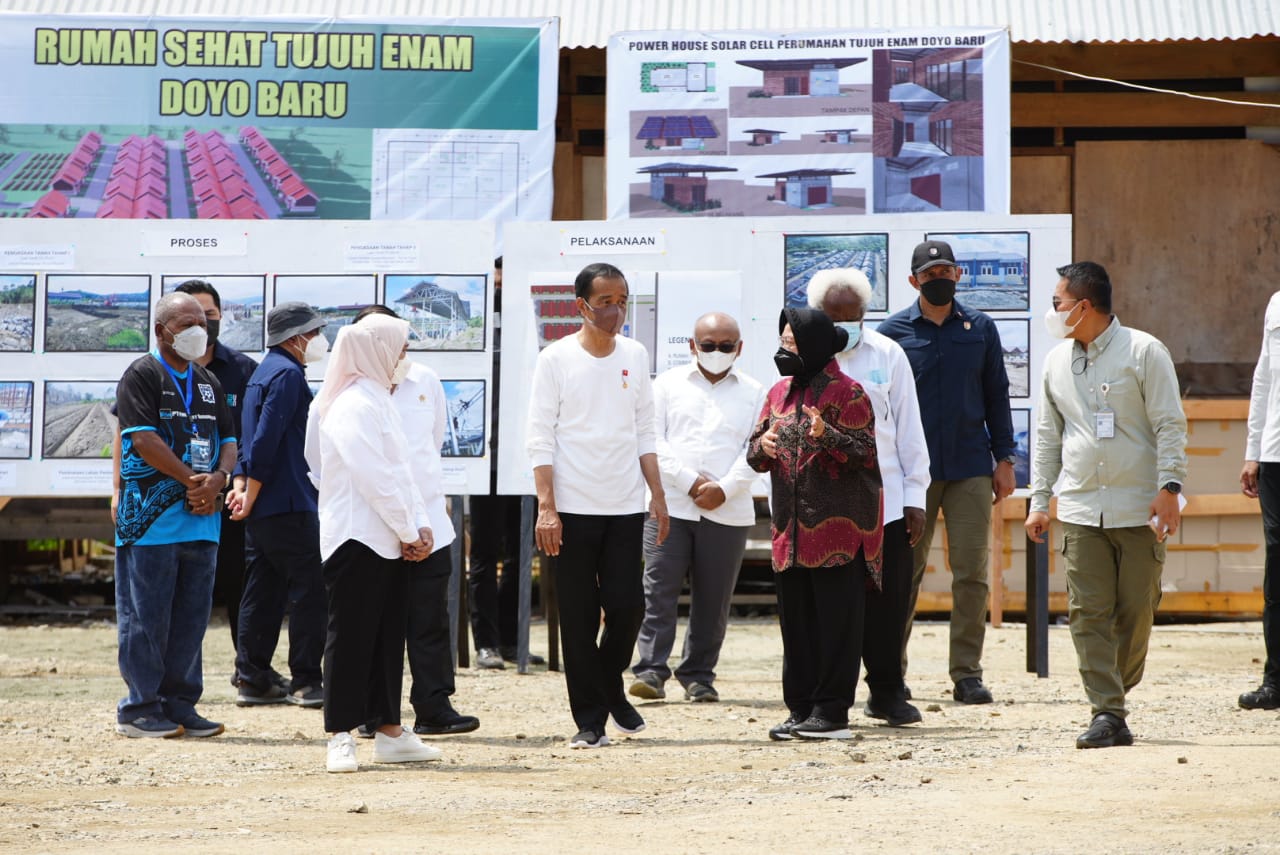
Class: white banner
607,27,1009,220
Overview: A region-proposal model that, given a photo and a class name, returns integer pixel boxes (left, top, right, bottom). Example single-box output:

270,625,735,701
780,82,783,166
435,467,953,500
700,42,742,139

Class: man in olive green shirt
1025,261,1187,749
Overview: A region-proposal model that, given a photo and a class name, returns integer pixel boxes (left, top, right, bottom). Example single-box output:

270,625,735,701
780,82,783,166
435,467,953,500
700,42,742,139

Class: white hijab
312,314,409,422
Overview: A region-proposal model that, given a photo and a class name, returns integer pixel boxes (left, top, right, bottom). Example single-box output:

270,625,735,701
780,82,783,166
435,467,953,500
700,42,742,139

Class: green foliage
106,328,147,349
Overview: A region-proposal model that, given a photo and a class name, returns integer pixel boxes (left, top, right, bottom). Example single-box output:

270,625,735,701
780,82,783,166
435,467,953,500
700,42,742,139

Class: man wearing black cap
226,301,330,708
879,240,1015,706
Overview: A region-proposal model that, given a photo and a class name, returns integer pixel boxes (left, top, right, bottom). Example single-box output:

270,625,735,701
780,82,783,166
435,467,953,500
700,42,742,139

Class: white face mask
1043,304,1081,339
303,333,329,363
834,321,862,352
391,356,411,385
695,347,737,376
167,325,208,362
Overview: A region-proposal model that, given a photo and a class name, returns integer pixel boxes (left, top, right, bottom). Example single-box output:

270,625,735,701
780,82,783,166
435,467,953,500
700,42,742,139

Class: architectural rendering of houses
637,161,738,209
736,57,865,96
640,61,713,93
757,167,855,207
872,48,984,159
955,249,1026,287
636,115,719,150
743,128,785,145
820,128,863,144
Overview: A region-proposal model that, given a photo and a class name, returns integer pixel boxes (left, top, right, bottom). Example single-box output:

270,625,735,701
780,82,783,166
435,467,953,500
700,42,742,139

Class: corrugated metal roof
0,0,1276,46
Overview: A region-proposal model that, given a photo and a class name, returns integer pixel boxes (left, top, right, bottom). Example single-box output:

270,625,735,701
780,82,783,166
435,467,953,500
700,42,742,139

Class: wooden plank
1167,543,1259,553
1182,493,1259,516
0,497,11,515
1076,140,1280,366
990,499,1004,627
1183,399,1249,420
1013,39,1280,82
552,141,582,220
1012,155,1072,214
917,590,1263,615
1013,90,1280,128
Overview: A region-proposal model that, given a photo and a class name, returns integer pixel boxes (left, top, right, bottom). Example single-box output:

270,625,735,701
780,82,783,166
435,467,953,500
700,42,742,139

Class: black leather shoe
903,684,912,701
768,714,804,741
1239,684,1280,710
1075,712,1133,749
952,677,994,705
499,646,547,666
864,697,923,727
414,710,480,735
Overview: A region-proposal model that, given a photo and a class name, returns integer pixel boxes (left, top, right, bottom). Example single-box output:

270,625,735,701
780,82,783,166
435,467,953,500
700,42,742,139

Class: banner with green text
0,14,557,221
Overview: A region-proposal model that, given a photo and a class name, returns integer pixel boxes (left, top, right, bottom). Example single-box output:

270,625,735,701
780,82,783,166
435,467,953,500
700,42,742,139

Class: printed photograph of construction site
272,274,377,347
42,381,117,459
0,274,35,352
440,379,485,457
161,275,265,352
0,381,34,459
384,274,486,351
44,274,151,352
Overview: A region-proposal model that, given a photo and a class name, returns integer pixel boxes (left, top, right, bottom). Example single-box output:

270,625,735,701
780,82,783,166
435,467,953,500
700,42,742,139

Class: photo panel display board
607,28,1010,220
498,214,1070,496
0,217,494,496
0,14,558,222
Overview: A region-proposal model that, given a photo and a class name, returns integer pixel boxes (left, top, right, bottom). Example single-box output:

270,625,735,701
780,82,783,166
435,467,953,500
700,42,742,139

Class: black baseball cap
911,240,957,275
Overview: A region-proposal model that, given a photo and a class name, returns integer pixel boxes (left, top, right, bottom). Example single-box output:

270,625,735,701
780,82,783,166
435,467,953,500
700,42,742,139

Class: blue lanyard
157,354,197,436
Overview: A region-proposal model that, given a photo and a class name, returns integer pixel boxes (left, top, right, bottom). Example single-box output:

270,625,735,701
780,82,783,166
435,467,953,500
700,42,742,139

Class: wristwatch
1161,481,1182,494
999,455,1017,465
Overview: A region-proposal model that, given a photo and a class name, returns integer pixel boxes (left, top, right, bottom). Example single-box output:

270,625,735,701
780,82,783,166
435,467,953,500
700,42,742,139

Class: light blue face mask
834,321,862,352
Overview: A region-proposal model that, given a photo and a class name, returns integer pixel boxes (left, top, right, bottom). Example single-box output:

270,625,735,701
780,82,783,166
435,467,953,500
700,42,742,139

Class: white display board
607,27,1010,220
0,218,495,496
498,214,1071,495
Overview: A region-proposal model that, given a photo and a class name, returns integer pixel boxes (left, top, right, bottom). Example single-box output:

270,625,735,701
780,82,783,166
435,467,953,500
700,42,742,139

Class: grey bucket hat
266,301,326,347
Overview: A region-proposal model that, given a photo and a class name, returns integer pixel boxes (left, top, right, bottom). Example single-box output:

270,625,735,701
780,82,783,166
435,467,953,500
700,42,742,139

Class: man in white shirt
1239,292,1280,711
628,312,765,704
527,262,671,749
354,305,480,736
810,268,931,726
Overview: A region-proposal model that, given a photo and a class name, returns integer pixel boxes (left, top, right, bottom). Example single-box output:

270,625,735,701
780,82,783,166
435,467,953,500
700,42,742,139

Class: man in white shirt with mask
629,312,765,704
810,268,930,726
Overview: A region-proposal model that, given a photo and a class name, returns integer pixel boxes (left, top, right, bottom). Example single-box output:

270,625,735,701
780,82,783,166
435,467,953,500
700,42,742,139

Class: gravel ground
1,615,1278,853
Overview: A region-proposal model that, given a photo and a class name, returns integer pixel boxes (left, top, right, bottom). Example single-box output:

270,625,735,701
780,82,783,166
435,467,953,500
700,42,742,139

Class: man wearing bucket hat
227,302,330,708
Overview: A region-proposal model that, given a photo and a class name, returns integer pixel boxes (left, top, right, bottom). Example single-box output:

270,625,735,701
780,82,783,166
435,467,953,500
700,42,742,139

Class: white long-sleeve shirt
305,377,429,561
653,360,765,527
1247,292,1280,463
392,361,457,554
526,334,656,515
835,327,931,522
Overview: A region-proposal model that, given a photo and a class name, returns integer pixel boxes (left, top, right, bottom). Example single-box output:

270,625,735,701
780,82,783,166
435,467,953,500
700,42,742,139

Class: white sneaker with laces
327,732,358,773
372,728,443,763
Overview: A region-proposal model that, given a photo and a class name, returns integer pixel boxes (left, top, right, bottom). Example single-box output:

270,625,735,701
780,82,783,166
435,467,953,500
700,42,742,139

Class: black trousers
322,539,409,734
406,547,456,721
211,511,247,650
555,512,646,732
862,519,911,702
1258,463,1280,687
468,494,523,650
775,555,867,724
235,511,326,691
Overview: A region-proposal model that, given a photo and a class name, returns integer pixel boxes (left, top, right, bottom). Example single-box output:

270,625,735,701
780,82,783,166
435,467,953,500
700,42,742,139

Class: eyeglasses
697,341,738,353
1051,296,1080,311
779,336,797,349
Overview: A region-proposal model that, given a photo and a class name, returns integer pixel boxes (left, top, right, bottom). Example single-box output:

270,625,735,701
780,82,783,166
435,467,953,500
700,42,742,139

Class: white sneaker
372,728,443,763
326,732,358,773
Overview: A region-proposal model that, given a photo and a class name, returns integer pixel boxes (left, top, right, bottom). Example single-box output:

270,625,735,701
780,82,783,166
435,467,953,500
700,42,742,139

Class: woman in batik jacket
748,306,883,742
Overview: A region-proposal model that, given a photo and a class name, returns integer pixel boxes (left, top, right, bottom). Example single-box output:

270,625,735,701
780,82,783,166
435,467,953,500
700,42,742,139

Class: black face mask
773,348,805,377
919,277,956,307
205,317,220,345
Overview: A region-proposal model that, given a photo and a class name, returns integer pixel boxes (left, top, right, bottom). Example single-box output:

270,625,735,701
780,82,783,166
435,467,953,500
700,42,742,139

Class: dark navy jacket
878,298,1014,482
237,347,318,518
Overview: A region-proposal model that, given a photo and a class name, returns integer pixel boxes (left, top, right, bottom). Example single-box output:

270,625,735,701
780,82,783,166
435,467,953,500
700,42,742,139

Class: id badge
188,436,213,473
1094,409,1115,440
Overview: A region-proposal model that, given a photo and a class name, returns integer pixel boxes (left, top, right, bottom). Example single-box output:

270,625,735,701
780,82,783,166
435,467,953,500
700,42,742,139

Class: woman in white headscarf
304,314,439,773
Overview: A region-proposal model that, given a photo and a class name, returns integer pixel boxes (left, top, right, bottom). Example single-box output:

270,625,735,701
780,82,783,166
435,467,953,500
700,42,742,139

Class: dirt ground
1,614,1278,853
